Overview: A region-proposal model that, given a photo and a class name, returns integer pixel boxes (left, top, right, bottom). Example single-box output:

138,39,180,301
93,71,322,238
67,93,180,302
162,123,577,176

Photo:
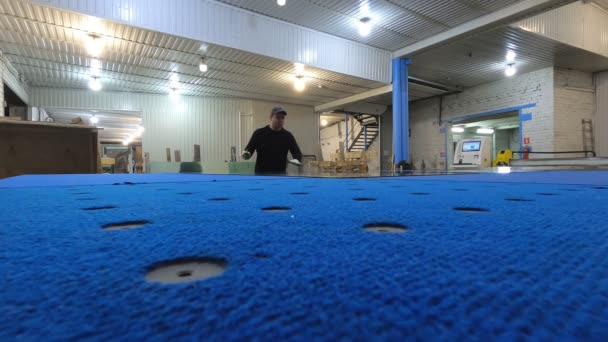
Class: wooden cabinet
0,120,100,179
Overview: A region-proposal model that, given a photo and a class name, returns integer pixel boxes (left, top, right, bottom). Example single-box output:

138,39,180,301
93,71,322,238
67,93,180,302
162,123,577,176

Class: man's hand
241,150,252,160
288,159,301,166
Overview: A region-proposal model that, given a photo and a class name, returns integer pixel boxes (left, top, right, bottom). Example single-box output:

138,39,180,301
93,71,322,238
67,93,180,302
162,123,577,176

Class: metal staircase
348,114,379,152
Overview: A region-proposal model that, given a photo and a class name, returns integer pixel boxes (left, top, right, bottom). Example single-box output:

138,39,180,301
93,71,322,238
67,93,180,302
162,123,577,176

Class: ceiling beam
314,85,392,112
393,0,575,58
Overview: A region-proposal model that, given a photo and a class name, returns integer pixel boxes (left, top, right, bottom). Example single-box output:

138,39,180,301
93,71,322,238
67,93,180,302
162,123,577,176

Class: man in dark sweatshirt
241,106,303,175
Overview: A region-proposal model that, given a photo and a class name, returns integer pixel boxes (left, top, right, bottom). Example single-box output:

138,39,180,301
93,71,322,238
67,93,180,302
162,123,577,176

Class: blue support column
392,57,411,165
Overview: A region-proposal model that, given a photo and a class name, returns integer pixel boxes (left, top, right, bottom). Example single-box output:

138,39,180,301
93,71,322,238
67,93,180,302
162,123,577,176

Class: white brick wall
409,97,445,169
553,68,594,154
410,67,555,167
596,71,608,157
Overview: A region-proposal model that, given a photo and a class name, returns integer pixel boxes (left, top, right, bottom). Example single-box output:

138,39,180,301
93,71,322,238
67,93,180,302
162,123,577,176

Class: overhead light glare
506,51,516,62
294,75,305,92
90,115,99,125
505,64,516,77
451,126,465,133
199,58,208,73
497,166,512,174
294,63,305,74
88,77,102,91
277,0,286,6
359,17,371,37
86,34,103,57
321,119,328,126
476,128,494,134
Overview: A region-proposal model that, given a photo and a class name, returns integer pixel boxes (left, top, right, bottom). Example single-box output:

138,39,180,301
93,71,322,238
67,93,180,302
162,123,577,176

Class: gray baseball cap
271,106,287,116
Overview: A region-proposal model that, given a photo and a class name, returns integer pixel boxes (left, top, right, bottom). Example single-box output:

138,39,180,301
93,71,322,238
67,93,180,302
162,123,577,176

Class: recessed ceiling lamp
277,0,286,6
451,126,464,133
86,34,103,57
294,75,305,91
359,17,371,37
88,77,102,91
505,64,516,77
199,57,208,73
321,119,328,126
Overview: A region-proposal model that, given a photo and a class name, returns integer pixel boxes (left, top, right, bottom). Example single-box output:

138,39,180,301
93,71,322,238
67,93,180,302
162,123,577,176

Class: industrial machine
453,137,492,168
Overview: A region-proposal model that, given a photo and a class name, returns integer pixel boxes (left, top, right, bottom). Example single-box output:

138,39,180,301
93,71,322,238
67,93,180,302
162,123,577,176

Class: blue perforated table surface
1,171,607,341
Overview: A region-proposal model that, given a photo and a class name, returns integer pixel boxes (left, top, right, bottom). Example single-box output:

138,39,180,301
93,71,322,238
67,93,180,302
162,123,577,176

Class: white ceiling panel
215,0,525,50
0,0,389,107
409,26,608,89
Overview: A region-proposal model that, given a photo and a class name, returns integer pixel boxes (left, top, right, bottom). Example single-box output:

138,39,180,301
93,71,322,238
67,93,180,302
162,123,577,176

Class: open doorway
447,111,519,169
319,112,381,173
43,108,144,173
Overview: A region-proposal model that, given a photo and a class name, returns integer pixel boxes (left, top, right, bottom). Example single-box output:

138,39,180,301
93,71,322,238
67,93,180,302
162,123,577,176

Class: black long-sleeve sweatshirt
244,125,302,174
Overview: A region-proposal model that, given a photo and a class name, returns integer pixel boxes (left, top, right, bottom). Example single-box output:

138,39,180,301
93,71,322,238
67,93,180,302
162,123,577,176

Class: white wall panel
30,87,318,163
514,1,608,58
31,0,392,83
1,53,30,104
595,71,608,157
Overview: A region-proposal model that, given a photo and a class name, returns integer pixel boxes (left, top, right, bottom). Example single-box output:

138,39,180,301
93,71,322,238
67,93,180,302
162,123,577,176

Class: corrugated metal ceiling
214,0,524,50
0,0,389,107
408,25,608,89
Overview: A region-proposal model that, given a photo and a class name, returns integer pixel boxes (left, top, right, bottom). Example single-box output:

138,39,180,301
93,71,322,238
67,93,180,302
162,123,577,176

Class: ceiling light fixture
294,75,305,92
199,58,208,73
277,0,286,6
451,126,464,133
294,63,305,75
90,59,102,77
134,125,145,138
123,135,133,146
90,114,99,125
88,77,102,91
86,34,103,57
505,64,516,77
476,128,495,134
359,17,371,37
170,72,180,90
321,119,328,126
506,51,516,62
